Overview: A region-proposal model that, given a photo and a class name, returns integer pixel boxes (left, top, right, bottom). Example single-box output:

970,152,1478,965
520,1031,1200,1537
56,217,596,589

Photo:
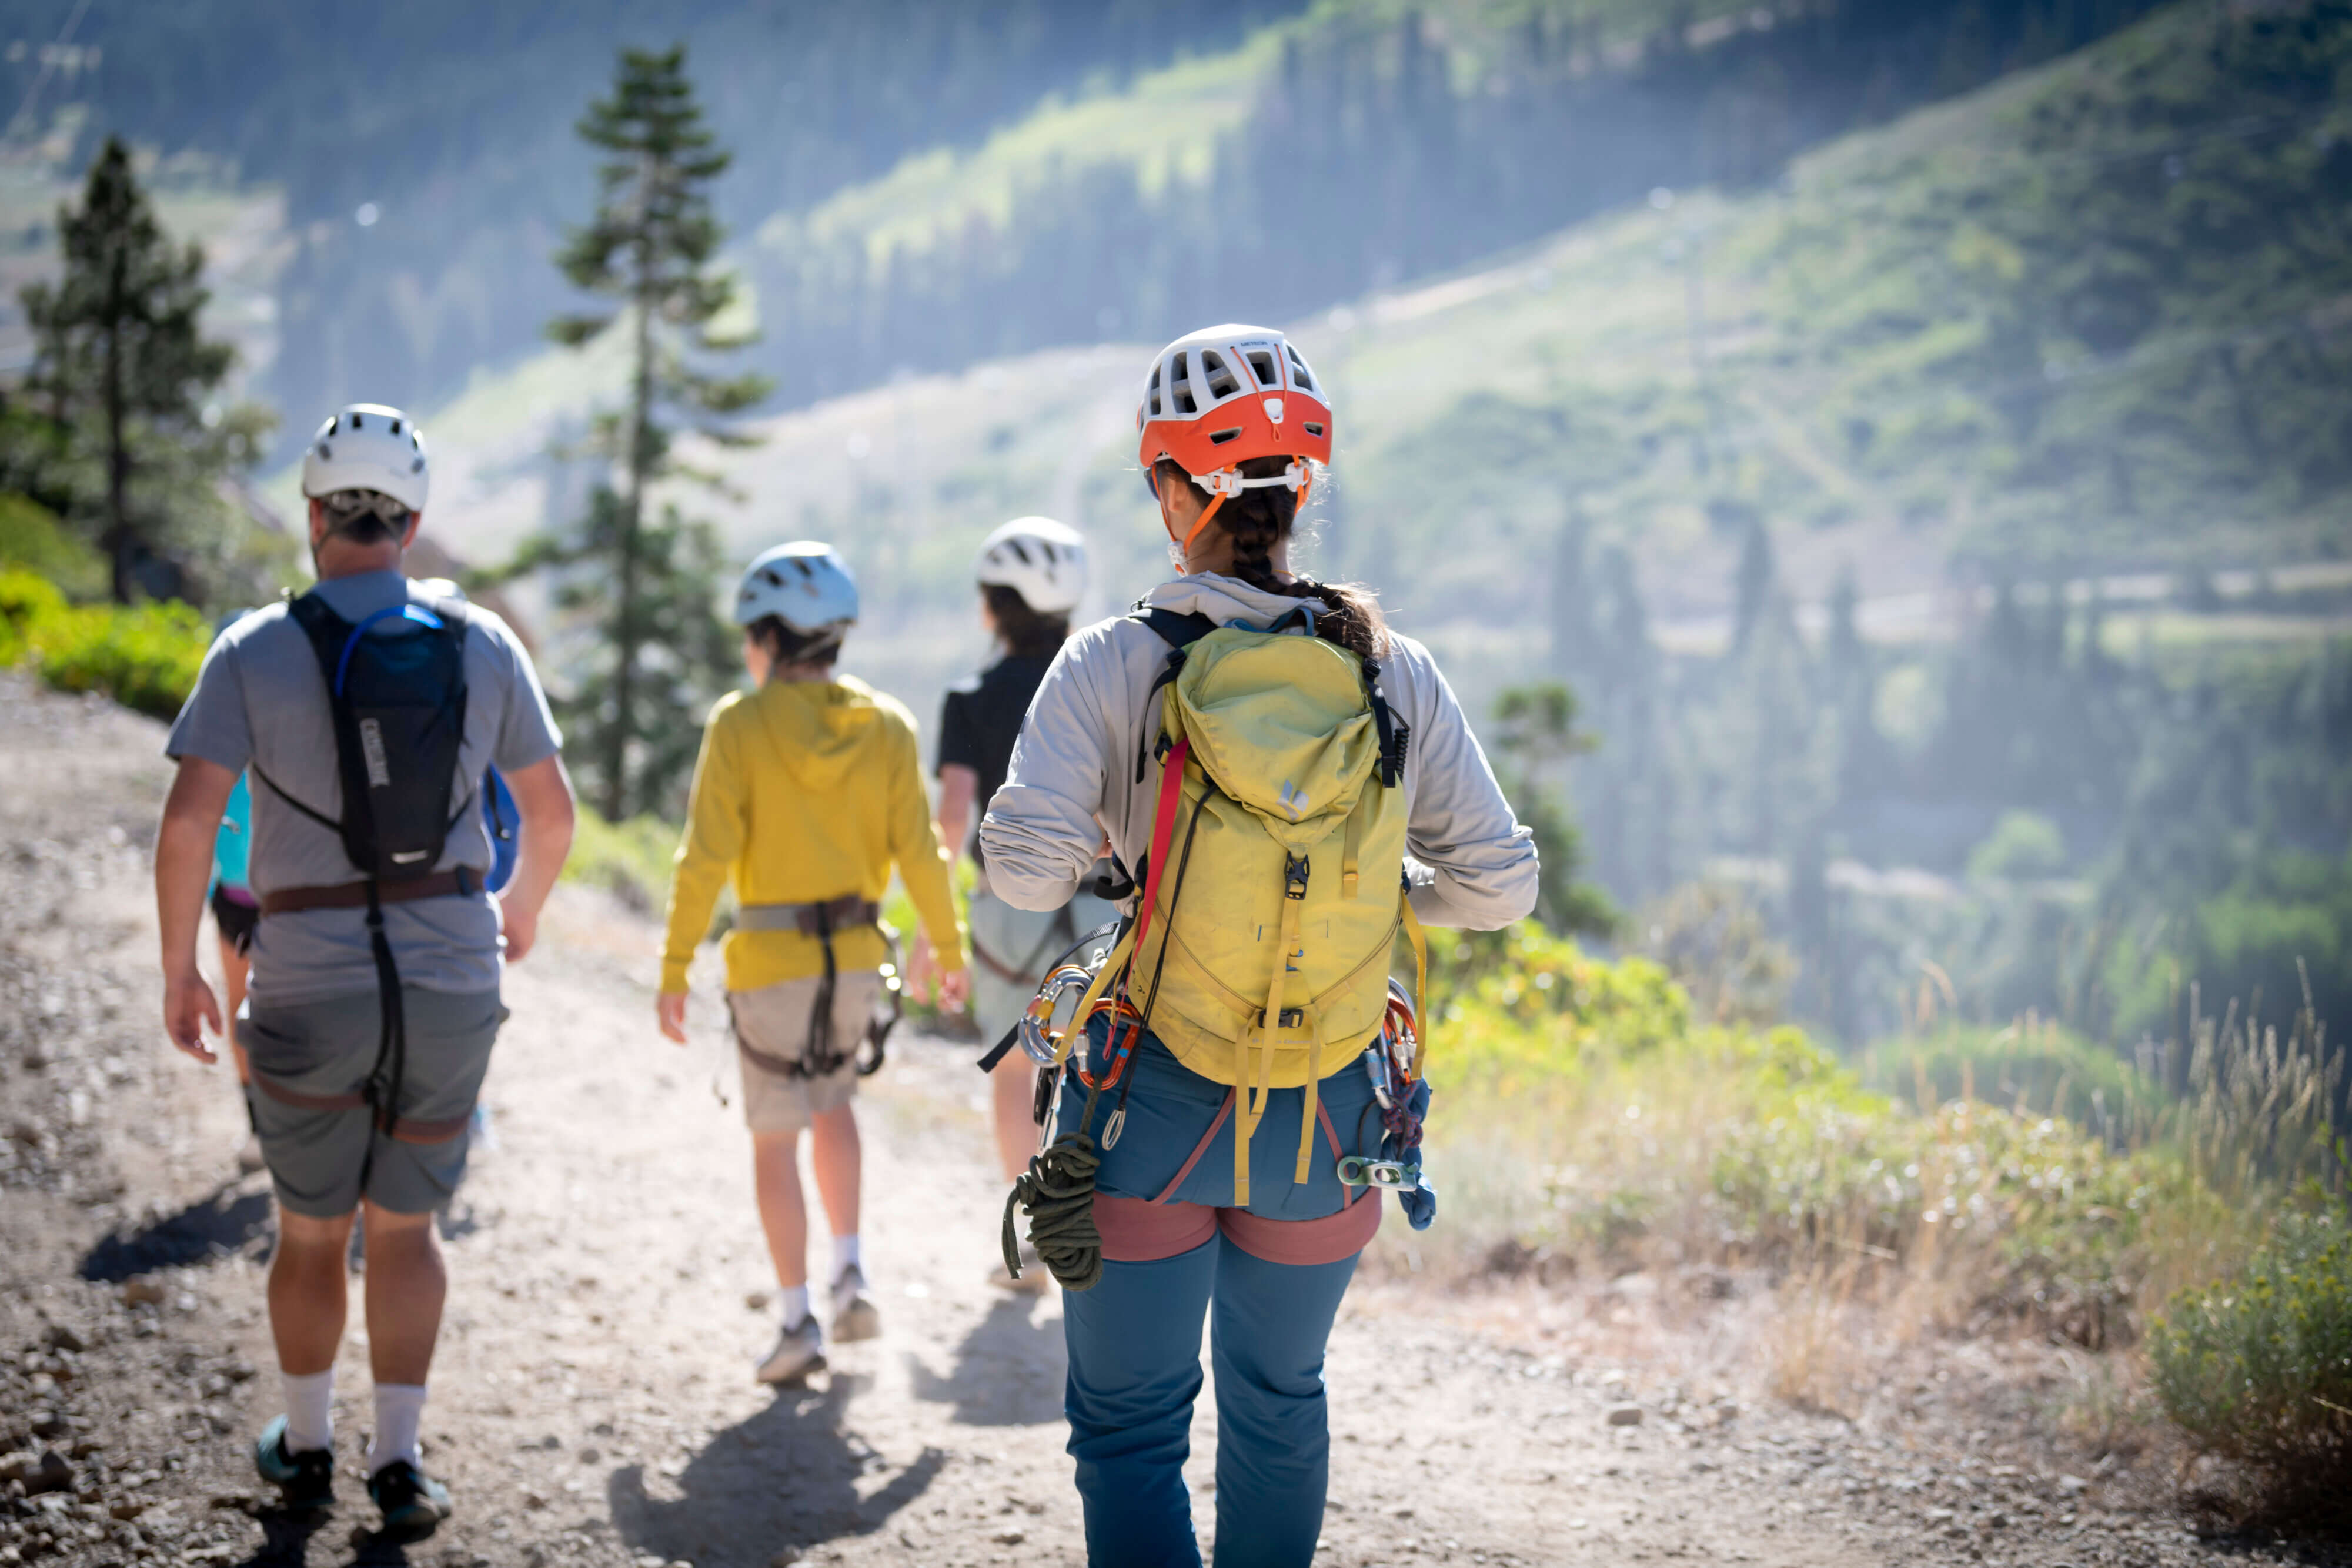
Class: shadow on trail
79,1179,271,1281
909,1293,1067,1427
609,1374,944,1568
223,1504,358,1568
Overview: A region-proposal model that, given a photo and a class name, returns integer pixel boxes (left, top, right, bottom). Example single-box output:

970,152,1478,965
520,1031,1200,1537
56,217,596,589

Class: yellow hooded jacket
661,674,966,995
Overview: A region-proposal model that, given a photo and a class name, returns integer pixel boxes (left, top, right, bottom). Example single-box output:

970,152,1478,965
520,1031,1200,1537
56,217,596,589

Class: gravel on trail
0,673,2333,1568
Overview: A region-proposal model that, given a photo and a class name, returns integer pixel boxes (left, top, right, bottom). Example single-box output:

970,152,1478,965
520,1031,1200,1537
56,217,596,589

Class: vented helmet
975,516,1088,615
300,403,430,514
734,542,859,636
1135,324,1332,560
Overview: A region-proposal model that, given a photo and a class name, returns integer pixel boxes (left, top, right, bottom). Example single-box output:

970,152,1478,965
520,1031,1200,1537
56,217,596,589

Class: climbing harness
1339,978,1438,1229
731,895,902,1078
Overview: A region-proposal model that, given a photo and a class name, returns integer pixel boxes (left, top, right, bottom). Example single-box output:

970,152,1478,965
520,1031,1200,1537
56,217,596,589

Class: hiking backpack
1064,604,1427,1206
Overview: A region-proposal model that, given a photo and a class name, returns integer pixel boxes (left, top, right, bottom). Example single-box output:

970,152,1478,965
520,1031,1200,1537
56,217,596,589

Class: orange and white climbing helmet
1136,323,1332,559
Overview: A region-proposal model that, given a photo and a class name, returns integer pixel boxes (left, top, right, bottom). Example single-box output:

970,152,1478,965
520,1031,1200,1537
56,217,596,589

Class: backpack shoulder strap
1126,606,1221,784
1132,606,1219,651
253,591,354,833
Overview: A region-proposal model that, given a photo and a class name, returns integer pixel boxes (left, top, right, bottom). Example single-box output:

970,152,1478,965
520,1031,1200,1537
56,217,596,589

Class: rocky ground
0,670,2338,1568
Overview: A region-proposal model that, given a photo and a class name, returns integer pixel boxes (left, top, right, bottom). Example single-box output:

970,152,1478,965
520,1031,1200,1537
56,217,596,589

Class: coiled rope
1002,1122,1104,1292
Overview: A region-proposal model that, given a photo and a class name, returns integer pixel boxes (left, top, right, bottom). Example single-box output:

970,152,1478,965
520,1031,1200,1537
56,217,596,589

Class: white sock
833,1234,862,1280
366,1383,428,1476
281,1369,334,1455
777,1284,811,1328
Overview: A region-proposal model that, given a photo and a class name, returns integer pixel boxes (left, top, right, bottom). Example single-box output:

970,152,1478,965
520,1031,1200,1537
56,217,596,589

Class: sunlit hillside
376,0,2351,739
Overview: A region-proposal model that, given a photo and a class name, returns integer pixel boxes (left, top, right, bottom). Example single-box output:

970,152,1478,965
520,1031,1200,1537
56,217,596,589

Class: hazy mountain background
2,0,2347,1051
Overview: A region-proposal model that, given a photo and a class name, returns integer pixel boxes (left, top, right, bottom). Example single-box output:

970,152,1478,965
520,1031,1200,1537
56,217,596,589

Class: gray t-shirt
166,570,562,1005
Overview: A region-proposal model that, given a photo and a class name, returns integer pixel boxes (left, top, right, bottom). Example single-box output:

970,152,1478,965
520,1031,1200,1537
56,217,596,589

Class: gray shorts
967,884,1120,1057
728,971,885,1134
238,987,503,1219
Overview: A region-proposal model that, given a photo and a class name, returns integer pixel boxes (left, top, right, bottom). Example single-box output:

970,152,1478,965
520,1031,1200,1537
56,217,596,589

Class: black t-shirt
936,653,1057,863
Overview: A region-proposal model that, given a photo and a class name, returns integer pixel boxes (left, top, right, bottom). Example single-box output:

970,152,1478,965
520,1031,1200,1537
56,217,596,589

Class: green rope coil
1003,1130,1104,1292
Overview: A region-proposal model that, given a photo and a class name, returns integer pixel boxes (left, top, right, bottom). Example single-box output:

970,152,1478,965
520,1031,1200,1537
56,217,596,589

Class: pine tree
1491,680,1619,938
526,44,773,820
18,137,241,603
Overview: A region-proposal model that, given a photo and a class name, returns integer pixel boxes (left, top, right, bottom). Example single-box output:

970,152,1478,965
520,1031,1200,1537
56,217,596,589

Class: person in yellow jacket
658,541,968,1383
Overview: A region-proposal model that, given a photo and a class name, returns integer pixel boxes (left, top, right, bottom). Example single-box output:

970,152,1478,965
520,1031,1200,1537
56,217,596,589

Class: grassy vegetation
1399,919,2344,1465
0,567,211,720
560,807,684,917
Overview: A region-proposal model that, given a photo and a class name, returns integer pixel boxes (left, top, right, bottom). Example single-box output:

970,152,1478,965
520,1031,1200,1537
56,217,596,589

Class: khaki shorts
727,970,883,1134
967,884,1121,1054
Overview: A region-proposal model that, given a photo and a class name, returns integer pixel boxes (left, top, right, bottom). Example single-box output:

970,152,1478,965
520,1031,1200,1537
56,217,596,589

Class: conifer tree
522,44,772,819
19,137,239,603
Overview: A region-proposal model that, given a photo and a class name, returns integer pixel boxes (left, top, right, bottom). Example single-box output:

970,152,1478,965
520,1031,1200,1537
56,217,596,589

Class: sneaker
366,1459,452,1542
990,1242,1051,1295
831,1264,881,1343
755,1314,826,1384
252,1416,335,1513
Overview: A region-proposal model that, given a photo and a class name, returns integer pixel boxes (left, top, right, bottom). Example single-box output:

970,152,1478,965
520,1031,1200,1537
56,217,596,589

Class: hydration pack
259,591,474,876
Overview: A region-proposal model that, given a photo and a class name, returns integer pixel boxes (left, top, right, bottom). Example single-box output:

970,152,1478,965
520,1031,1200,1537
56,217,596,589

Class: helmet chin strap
1165,462,1312,575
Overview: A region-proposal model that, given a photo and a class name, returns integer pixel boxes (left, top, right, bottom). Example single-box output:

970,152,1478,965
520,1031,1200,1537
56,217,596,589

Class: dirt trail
0,674,2297,1568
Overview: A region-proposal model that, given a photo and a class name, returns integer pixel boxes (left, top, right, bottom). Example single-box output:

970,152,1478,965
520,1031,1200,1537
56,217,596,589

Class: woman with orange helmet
980,325,1538,1565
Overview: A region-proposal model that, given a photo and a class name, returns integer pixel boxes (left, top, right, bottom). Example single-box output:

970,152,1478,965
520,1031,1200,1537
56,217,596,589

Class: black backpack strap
1133,607,1218,650
1127,607,1221,783
1358,656,1412,788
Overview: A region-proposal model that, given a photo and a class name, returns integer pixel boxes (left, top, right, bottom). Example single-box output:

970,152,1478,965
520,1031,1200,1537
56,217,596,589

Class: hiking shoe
831,1265,881,1342
755,1315,826,1384
991,1242,1051,1295
367,1459,452,1542
252,1416,335,1513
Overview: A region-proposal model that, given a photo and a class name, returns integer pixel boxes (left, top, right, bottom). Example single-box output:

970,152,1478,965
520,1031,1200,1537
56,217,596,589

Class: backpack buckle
1282,852,1309,900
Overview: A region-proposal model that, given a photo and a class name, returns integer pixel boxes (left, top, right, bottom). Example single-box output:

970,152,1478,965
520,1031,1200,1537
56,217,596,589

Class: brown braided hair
982,583,1071,659
1155,456,1388,661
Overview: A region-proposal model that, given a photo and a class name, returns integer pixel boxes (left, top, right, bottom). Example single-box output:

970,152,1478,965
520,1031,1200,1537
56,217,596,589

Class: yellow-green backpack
1063,604,1426,1205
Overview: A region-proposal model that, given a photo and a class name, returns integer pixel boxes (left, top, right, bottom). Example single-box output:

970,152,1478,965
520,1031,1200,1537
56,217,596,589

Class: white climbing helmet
300,404,430,513
975,516,1088,615
734,541,859,633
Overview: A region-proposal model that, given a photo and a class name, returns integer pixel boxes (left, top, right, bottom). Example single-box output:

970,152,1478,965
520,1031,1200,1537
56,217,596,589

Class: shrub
29,597,211,720
562,807,681,915
1859,1021,2172,1135
0,567,211,718
0,569,68,666
0,493,106,600
2149,1210,2352,1527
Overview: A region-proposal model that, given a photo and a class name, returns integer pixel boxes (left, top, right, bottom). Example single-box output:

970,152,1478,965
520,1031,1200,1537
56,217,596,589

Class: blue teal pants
1053,1024,1385,1567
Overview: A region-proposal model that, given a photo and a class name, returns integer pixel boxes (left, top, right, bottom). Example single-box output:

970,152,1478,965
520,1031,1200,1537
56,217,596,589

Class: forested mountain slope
1,0,1307,447
415,0,2352,655
6,0,2176,446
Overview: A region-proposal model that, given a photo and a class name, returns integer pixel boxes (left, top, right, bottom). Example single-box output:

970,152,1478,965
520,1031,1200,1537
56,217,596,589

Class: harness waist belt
260,869,478,917
736,895,881,934
248,1073,472,1145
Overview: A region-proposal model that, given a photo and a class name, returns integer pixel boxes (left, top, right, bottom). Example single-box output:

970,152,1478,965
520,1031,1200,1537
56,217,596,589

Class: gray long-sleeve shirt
978,573,1538,930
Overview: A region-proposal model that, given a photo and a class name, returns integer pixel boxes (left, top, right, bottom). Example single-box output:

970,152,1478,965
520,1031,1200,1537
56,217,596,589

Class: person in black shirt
912,517,1114,1289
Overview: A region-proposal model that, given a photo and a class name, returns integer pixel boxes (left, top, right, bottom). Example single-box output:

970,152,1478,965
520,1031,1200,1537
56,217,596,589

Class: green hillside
409,0,2351,688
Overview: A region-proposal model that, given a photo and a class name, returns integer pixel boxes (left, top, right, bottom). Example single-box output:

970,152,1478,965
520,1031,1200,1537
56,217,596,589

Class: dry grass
1374,924,2346,1477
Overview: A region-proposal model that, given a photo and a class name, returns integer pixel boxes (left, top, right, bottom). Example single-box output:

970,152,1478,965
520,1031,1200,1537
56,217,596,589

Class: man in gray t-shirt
152,403,576,1540
166,570,562,1004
